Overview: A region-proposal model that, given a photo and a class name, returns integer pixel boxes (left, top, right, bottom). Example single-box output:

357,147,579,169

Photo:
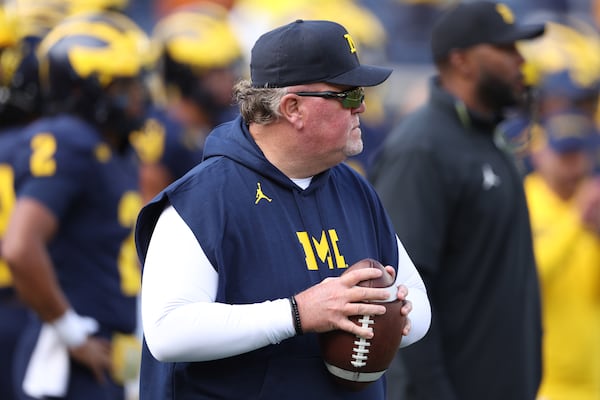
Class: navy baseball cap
431,1,545,62
543,110,600,153
250,19,393,88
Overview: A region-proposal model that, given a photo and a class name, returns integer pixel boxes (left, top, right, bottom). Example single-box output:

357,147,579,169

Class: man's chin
345,142,364,158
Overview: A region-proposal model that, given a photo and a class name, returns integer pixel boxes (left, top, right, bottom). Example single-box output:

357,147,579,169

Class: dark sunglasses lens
341,88,364,108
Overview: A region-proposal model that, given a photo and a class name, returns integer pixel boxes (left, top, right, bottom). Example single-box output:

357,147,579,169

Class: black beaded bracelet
289,295,304,336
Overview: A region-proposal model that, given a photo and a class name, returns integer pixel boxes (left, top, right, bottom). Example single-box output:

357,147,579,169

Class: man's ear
448,49,473,77
280,93,304,129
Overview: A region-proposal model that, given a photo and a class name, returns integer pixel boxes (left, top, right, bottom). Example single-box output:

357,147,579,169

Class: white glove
51,309,99,348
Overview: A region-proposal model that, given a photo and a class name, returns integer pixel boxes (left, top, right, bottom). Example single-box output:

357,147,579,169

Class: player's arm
3,127,113,381
3,196,111,382
3,128,88,326
2,197,66,320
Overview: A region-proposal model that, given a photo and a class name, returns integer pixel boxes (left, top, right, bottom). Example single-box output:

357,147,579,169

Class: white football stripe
324,362,386,382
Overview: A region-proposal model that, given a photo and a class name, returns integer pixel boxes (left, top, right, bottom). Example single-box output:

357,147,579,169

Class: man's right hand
294,266,393,339
69,336,113,384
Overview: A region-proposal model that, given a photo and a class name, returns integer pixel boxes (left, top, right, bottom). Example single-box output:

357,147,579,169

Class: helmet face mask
0,0,66,126
161,52,238,118
0,42,36,126
0,42,46,126
96,76,149,148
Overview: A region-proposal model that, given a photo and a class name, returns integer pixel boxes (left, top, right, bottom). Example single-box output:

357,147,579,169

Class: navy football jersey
0,126,23,292
13,114,142,333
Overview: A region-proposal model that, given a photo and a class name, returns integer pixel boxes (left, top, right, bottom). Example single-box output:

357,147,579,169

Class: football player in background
131,3,243,203
0,1,69,398
2,10,149,399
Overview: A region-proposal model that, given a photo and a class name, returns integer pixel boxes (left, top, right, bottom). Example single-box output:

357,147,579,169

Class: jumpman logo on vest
255,182,272,204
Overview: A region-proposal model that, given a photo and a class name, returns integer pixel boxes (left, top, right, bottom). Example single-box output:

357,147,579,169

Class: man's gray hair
233,80,287,125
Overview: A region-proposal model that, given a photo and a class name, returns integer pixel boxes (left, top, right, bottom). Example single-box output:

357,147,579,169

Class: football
318,258,406,391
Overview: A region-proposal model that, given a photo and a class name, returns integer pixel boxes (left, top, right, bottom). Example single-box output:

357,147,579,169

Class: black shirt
370,77,542,400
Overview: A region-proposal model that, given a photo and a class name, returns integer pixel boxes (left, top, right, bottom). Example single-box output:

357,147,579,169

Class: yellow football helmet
36,10,150,135
151,5,243,112
519,18,600,89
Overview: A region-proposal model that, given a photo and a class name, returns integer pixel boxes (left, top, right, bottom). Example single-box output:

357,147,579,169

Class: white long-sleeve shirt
142,204,431,362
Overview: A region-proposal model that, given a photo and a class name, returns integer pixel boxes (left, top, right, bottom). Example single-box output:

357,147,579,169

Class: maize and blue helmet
0,0,69,126
519,19,600,90
151,5,243,120
37,10,150,140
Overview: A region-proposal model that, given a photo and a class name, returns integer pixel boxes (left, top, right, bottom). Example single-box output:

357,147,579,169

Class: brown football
318,258,406,391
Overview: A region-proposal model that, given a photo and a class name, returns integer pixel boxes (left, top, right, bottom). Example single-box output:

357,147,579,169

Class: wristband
289,296,304,336
51,309,99,348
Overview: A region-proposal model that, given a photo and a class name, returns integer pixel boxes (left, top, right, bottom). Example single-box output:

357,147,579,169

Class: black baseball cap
431,1,545,62
250,19,392,88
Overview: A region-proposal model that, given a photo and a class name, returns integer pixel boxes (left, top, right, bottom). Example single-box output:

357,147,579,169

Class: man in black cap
134,19,432,400
370,2,545,400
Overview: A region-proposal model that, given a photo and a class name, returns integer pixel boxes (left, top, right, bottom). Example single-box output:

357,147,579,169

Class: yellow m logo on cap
496,3,515,24
344,33,357,54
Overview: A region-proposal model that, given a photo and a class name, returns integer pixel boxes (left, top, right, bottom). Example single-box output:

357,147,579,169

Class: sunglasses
292,87,365,109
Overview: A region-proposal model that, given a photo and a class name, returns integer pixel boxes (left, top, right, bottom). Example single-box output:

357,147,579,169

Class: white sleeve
394,236,431,347
141,205,296,362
